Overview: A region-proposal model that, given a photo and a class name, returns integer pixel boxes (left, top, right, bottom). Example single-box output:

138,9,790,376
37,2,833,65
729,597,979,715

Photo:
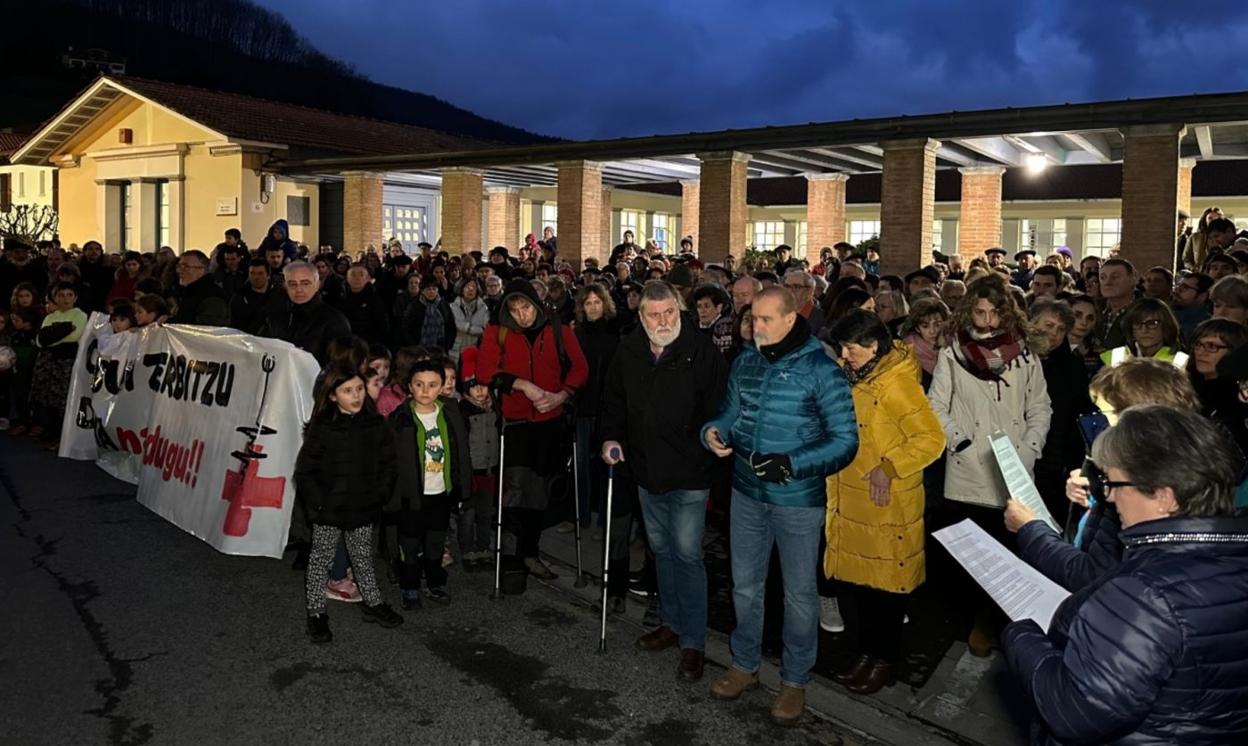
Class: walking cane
570,416,588,588
490,389,507,601
598,448,621,653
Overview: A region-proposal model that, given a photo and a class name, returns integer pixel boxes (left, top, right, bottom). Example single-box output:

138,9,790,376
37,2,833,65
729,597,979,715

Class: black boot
306,614,332,644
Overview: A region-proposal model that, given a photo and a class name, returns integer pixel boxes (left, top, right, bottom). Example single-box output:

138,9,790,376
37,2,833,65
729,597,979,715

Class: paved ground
0,436,930,746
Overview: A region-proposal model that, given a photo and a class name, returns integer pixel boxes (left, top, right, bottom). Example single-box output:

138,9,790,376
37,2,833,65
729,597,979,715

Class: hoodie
475,279,588,423
258,219,297,260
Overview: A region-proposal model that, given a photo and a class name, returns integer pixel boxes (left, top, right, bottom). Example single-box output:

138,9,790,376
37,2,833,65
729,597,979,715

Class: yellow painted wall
54,156,101,248
0,165,56,209
42,94,321,254
182,147,243,251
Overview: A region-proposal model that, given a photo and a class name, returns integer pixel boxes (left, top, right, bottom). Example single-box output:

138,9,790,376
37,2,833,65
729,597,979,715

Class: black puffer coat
259,296,352,365
1005,515,1248,745
294,410,398,529
335,285,391,348
600,317,727,493
573,316,620,418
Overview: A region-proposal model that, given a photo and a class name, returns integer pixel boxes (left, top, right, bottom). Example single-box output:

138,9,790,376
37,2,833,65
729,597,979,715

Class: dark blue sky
258,0,1248,140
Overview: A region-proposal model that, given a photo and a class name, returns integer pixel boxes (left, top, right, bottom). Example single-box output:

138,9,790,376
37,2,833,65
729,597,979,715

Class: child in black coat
295,366,403,643
387,359,472,609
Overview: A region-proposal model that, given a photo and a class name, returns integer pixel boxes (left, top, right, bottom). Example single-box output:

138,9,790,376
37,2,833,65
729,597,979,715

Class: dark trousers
458,472,497,555
849,584,909,664
398,492,451,590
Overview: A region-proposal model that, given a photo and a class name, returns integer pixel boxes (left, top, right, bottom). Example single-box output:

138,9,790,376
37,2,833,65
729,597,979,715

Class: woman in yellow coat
822,309,946,694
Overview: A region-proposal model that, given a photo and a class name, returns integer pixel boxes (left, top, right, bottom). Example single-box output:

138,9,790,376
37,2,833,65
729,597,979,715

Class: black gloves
750,452,792,484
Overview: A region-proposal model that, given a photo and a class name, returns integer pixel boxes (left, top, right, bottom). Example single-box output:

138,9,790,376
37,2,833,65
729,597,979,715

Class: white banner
60,314,320,558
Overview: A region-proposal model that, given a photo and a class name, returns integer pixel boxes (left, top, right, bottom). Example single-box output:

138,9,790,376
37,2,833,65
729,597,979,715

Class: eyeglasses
1194,340,1229,353
1131,318,1162,330
1085,460,1136,499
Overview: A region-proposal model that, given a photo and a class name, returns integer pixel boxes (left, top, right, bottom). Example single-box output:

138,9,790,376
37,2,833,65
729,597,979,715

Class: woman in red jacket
476,279,588,578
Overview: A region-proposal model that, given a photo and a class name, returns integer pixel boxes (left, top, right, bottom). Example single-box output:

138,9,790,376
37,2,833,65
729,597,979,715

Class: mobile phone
1077,412,1111,450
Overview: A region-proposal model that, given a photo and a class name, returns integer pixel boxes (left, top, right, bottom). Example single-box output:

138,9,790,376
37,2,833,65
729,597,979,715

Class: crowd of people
2,212,1248,739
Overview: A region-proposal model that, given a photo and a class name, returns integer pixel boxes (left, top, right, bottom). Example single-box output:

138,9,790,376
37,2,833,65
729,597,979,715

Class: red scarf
904,333,939,375
955,328,1024,381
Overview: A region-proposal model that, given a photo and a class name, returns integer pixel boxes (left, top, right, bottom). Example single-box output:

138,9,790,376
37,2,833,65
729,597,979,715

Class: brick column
556,160,605,268
680,179,700,250
879,138,939,276
957,166,1005,258
600,185,613,258
698,152,749,260
486,186,520,249
440,167,484,253
1120,124,1186,273
343,171,383,253
1178,158,1195,223
805,173,848,260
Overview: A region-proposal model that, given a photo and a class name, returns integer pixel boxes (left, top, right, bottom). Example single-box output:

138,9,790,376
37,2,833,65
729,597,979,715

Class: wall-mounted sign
215,197,237,216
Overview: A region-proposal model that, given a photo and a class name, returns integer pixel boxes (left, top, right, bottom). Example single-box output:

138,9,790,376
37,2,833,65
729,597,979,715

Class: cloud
257,0,1248,139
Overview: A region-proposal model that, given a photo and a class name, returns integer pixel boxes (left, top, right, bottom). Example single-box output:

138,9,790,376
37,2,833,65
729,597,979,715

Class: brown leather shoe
635,626,679,651
846,659,896,695
831,653,872,685
770,685,805,726
709,669,758,700
968,622,995,658
677,648,704,681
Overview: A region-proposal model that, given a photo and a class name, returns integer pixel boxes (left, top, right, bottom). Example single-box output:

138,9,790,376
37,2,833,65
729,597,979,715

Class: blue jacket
259,219,297,260
701,330,858,507
1005,515,1248,745
1017,500,1122,592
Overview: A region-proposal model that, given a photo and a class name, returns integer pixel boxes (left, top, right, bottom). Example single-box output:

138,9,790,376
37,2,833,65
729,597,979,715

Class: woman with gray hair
1004,405,1248,744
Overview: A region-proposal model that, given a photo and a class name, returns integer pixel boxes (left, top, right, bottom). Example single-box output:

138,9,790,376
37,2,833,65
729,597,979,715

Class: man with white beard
600,280,728,682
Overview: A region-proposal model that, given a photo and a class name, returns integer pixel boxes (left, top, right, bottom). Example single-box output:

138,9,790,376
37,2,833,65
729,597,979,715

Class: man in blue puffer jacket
701,286,858,725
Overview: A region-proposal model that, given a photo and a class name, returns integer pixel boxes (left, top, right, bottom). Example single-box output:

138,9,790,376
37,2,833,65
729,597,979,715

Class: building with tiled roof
10,75,495,251
8,73,1248,268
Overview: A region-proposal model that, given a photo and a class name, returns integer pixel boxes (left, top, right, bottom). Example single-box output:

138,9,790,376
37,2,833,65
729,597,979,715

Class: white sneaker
819,596,844,633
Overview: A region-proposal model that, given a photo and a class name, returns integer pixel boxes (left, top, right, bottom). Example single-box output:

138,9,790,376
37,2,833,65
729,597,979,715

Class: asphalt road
0,436,870,746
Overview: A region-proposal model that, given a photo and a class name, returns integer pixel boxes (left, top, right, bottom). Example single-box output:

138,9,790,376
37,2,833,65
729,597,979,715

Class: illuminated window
541,203,558,233
753,220,784,250
651,212,670,250
620,210,641,242
120,182,132,252
796,221,808,254
1021,218,1068,254
382,205,428,253
1084,218,1121,258
848,220,881,245
156,181,170,248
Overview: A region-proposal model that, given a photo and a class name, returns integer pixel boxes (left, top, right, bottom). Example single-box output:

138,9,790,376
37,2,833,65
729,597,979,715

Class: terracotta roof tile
0,132,28,159
111,76,491,159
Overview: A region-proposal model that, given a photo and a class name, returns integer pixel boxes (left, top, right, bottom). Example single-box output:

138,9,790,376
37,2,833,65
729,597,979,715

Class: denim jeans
639,487,709,651
575,417,606,527
728,489,825,688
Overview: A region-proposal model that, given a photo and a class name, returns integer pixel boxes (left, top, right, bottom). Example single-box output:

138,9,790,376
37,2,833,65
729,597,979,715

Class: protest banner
60,315,320,558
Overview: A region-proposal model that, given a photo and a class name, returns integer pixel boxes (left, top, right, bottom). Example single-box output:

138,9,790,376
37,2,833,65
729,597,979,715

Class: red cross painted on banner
221,446,286,537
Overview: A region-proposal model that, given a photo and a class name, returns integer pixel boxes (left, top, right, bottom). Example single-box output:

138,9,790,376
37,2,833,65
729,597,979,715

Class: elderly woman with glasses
1003,405,1248,745
1189,318,1248,457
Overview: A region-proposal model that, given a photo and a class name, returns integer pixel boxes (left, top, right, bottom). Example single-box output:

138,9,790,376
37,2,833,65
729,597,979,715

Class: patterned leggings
305,523,382,615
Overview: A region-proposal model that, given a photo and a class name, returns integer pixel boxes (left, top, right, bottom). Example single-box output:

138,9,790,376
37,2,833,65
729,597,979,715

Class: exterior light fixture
1026,153,1048,174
